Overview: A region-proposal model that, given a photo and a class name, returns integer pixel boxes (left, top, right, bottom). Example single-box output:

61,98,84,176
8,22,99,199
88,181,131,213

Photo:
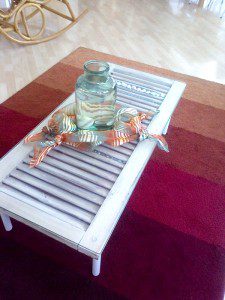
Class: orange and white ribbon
25,103,168,167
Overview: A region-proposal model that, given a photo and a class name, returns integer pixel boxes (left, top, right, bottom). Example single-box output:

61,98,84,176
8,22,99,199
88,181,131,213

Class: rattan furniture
0,0,87,44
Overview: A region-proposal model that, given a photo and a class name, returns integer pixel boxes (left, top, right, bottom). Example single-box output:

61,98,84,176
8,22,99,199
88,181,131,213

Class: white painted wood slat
120,142,136,151
111,71,171,94
10,169,101,212
29,156,114,190
46,150,118,182
17,162,108,199
57,145,125,170
24,157,112,194
110,63,173,86
117,99,148,113
0,183,89,230
96,145,129,163
2,177,94,224
117,89,162,106
102,144,133,156
117,95,159,111
114,77,169,95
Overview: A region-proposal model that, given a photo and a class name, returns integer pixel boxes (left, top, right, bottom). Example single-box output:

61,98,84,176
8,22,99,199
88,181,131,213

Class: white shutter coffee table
0,64,185,276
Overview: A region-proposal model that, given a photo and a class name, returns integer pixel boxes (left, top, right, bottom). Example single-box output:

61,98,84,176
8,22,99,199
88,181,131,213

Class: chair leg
207,0,214,9
162,117,171,135
92,255,101,276
1,213,13,231
219,0,224,18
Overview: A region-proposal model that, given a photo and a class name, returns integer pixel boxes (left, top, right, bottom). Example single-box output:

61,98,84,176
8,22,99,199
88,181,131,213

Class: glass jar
75,60,117,130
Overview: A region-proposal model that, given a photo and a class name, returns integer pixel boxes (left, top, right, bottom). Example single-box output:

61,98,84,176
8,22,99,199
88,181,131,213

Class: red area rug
0,48,225,300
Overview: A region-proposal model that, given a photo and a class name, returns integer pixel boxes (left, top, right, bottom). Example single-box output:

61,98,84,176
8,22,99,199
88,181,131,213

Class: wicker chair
0,0,87,44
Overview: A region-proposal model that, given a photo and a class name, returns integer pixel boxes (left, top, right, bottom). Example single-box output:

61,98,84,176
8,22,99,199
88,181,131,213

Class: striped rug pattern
0,48,224,300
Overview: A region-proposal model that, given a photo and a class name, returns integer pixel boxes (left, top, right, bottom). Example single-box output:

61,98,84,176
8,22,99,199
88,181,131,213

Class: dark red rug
0,47,224,300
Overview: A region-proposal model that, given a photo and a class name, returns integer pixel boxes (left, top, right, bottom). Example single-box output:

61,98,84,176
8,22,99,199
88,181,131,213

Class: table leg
219,0,224,18
92,255,101,276
198,0,205,8
1,213,13,231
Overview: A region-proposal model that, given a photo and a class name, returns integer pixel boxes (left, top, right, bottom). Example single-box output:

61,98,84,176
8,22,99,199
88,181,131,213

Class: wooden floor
0,0,225,104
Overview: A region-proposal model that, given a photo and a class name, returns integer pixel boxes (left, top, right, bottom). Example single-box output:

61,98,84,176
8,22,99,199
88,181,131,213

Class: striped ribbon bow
25,103,169,167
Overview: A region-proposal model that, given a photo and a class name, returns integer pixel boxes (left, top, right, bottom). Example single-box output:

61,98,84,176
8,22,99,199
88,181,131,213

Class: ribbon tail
24,132,45,143
106,134,138,147
30,144,56,167
157,138,169,152
64,141,102,151
150,134,169,152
